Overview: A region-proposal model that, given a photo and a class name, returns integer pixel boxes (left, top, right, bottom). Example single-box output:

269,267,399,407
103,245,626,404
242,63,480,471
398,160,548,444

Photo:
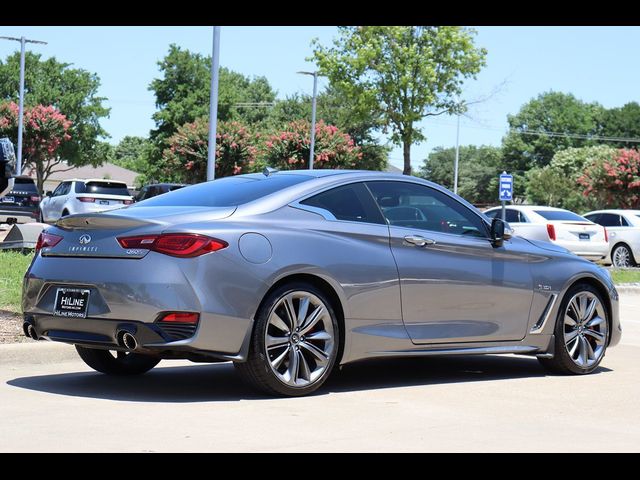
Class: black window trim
292,178,492,239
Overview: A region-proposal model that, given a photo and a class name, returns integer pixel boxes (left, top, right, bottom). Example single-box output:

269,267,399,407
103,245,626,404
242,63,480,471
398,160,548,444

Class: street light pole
207,26,221,181
454,112,460,195
0,35,47,176
297,71,322,170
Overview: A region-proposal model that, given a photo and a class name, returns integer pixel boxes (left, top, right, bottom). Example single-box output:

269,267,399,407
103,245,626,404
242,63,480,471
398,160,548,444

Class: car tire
611,243,636,268
75,345,160,375
234,282,340,397
538,283,609,375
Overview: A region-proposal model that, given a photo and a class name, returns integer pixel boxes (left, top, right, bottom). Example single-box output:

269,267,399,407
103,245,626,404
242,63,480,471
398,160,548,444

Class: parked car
583,209,640,267
135,183,186,202
39,179,134,223
23,171,621,396
0,176,41,224
483,205,609,262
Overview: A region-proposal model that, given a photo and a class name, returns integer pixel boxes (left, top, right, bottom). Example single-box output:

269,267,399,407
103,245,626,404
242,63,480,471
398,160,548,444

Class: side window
300,183,385,224
599,213,621,227
483,209,499,219
51,183,63,197
584,213,600,225
504,209,520,223
366,181,488,238
620,215,630,227
74,182,86,194
517,211,530,223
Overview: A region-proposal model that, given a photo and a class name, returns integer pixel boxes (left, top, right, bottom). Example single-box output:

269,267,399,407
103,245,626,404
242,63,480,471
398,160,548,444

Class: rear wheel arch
253,273,346,364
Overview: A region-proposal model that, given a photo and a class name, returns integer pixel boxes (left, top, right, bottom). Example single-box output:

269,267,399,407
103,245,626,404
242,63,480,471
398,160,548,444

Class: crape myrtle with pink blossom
0,101,72,193
579,148,640,209
161,118,364,184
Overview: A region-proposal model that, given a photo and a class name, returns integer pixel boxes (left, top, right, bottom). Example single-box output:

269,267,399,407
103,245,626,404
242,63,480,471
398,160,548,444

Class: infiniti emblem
79,234,92,245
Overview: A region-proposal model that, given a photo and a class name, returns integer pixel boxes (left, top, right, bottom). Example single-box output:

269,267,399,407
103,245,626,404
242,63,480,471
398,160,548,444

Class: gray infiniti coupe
22,170,621,396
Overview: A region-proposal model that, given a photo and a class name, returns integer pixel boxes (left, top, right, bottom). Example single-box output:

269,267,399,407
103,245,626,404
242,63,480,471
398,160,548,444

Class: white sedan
583,209,640,267
483,205,609,262
39,178,133,223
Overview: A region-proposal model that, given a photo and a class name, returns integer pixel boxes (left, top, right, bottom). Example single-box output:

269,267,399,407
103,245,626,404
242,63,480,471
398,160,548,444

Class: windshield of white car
534,210,589,222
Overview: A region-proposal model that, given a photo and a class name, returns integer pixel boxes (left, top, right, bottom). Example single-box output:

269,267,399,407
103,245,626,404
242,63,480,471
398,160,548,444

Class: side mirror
490,218,513,247
45,191,52,197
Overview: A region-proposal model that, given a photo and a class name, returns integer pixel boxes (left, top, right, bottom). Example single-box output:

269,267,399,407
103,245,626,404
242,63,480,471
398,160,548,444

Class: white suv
39,179,133,223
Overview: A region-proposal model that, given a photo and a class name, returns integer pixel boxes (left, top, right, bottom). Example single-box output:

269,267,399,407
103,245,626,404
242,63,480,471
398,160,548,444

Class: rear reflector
35,231,63,252
604,227,608,243
77,197,96,203
159,312,200,324
546,224,556,241
30,195,40,202
123,200,133,205
117,233,228,258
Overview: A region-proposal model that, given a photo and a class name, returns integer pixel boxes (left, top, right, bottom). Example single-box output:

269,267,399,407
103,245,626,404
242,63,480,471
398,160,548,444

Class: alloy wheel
563,291,608,368
265,291,335,388
612,245,632,268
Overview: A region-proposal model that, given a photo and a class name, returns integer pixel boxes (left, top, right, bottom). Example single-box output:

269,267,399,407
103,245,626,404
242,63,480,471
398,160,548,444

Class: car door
50,182,71,220
42,183,63,221
366,180,534,344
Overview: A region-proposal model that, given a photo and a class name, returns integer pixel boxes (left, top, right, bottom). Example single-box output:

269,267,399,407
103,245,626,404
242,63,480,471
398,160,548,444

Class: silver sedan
22,170,621,396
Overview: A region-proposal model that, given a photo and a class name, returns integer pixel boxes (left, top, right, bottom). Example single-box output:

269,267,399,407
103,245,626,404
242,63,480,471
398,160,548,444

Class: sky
0,25,639,171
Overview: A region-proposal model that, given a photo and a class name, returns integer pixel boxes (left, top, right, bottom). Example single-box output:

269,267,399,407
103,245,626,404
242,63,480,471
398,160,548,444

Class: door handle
404,235,436,247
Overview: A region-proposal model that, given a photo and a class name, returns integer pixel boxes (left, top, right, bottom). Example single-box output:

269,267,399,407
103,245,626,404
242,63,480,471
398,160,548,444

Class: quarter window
300,183,385,224
366,181,488,237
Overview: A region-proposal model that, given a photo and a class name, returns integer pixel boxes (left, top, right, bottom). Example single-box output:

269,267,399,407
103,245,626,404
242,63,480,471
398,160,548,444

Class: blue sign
499,173,513,201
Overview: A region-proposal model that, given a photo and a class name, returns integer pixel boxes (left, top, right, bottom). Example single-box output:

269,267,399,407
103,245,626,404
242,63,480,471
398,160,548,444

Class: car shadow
7,355,612,403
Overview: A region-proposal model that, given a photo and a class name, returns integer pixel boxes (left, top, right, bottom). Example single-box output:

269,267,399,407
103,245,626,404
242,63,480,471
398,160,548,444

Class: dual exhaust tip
23,322,139,351
23,322,38,341
116,330,138,351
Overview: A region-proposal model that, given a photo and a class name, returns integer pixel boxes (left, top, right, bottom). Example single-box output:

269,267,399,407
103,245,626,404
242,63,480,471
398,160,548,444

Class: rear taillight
604,227,608,242
546,224,556,241
35,231,63,252
77,197,96,203
30,195,40,202
159,312,199,324
116,233,228,258
123,199,133,205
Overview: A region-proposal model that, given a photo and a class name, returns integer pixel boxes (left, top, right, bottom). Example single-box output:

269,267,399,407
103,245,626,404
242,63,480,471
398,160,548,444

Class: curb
0,341,78,365
616,285,640,295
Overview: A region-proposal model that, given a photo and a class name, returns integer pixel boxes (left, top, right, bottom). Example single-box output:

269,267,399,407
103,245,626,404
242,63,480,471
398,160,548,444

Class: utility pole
207,26,221,181
454,112,460,195
0,36,47,176
297,71,322,170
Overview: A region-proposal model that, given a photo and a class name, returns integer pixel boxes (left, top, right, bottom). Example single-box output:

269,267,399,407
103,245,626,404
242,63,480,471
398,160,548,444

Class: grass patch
609,268,640,285
0,251,34,313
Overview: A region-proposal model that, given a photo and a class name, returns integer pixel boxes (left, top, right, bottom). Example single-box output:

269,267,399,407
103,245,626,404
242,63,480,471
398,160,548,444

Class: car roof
585,209,640,216
67,178,128,184
485,205,569,212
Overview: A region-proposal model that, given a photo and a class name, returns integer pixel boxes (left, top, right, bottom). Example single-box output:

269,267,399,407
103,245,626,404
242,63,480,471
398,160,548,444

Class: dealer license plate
579,233,590,240
53,288,90,318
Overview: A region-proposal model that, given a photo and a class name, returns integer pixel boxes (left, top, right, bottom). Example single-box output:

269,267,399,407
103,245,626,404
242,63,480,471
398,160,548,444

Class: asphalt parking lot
0,295,639,452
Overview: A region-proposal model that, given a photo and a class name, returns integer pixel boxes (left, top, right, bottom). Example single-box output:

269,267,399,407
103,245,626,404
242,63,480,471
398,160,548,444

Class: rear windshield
76,181,130,196
136,175,313,207
534,210,588,222
12,178,38,192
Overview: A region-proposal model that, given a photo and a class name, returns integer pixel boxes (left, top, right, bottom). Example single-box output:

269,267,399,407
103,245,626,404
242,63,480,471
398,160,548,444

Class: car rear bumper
554,240,609,261
0,206,39,223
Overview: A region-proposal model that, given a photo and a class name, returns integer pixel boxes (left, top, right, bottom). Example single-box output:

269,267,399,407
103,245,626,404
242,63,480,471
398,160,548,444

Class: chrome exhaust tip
23,323,38,340
117,330,138,350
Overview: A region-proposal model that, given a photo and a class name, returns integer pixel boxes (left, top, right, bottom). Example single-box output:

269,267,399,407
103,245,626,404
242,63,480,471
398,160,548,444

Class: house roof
28,162,141,187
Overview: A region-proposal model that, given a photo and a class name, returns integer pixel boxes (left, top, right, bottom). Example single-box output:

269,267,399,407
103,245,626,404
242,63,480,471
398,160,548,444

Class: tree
502,91,605,175
161,119,259,183
578,148,640,209
0,101,71,192
419,145,502,205
600,102,640,148
260,120,363,171
111,136,150,173
148,45,277,161
0,51,110,169
311,26,487,175
268,86,389,170
526,145,616,212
